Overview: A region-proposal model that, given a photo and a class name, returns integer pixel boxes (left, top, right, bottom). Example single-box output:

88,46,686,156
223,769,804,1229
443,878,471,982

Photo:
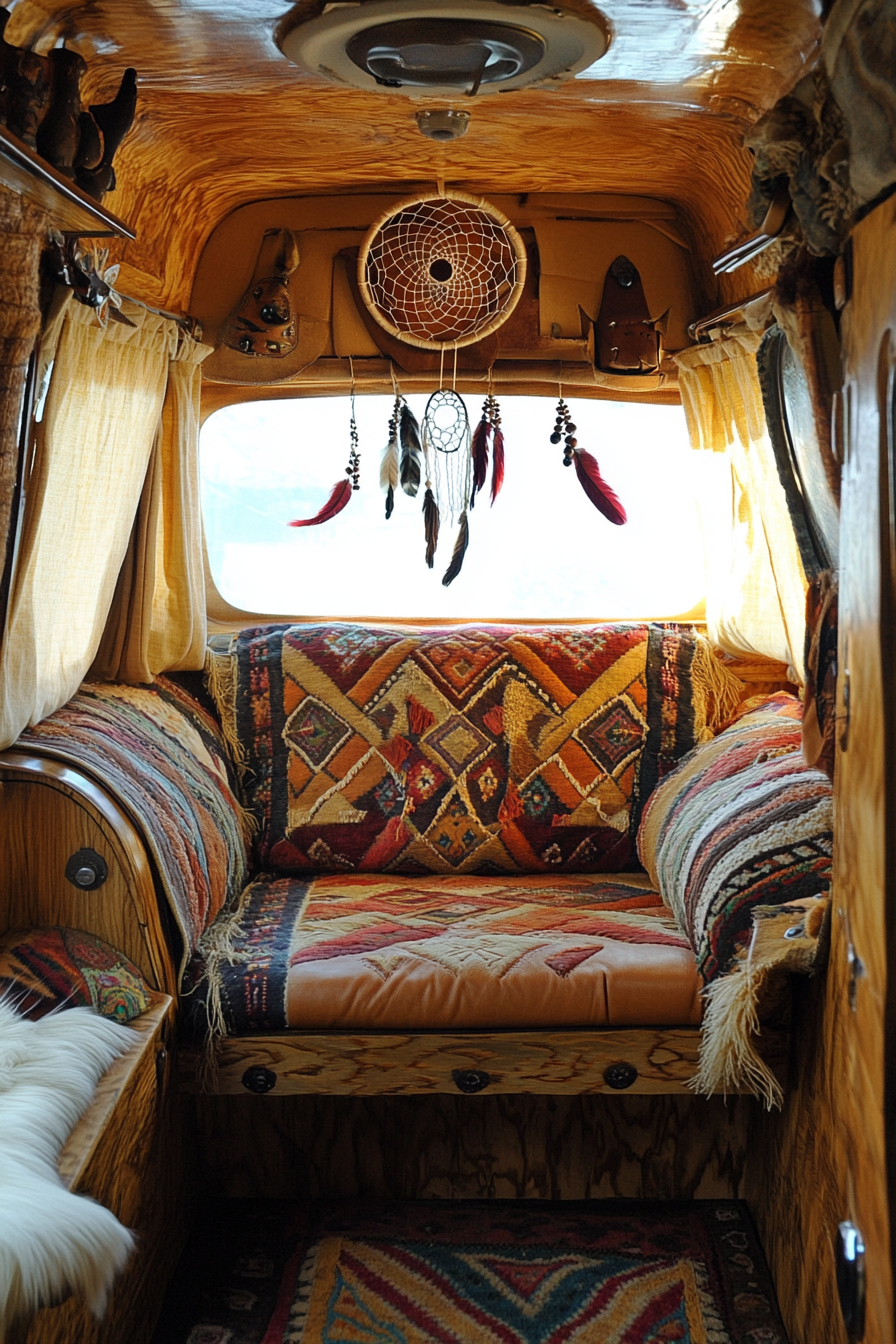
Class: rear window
200,393,724,620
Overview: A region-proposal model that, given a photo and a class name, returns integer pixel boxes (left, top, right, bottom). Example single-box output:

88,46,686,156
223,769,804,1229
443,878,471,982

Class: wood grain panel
0,0,821,314
181,1025,787,1097
194,1091,754,1202
14,993,197,1344
0,753,177,994
746,196,896,1344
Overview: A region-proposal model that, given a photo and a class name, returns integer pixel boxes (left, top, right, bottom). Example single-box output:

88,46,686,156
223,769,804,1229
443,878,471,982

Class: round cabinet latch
603,1062,639,1090
452,1069,491,1094
242,1066,277,1094
64,848,108,891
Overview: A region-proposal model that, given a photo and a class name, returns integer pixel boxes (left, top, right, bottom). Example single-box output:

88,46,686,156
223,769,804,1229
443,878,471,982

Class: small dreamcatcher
289,372,361,527
552,390,626,526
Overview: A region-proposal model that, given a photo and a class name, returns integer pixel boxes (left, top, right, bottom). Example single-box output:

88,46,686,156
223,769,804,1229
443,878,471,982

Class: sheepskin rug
0,1000,136,1339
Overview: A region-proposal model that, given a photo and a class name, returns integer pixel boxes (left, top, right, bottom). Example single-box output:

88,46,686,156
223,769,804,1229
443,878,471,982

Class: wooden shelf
0,126,135,239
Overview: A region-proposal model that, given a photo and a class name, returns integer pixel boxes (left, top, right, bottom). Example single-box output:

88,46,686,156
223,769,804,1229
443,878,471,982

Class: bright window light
200,394,725,620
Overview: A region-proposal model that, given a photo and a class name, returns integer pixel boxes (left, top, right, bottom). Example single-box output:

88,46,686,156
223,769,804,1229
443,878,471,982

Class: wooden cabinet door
835,192,896,1344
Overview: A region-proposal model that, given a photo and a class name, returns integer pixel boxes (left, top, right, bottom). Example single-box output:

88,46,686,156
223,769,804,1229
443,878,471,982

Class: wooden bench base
180,1025,789,1097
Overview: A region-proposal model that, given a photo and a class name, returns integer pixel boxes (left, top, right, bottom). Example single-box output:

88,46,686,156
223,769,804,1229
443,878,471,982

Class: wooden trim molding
180,1025,789,1097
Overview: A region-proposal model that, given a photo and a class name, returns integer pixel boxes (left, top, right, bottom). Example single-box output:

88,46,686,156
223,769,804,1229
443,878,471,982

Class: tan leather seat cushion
284,873,702,1030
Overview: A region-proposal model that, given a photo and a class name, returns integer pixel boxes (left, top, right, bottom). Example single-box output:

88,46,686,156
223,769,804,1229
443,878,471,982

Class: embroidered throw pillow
637,693,832,981
207,622,731,877
0,928,152,1022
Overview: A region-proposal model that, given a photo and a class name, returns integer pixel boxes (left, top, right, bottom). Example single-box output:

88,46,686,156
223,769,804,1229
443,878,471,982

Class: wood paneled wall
745,196,896,1344
194,1092,753,1202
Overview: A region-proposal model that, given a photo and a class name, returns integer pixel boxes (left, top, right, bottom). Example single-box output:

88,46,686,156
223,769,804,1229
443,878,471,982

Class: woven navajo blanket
153,1198,789,1344
18,677,250,975
639,693,831,982
207,622,734,879
185,872,700,1035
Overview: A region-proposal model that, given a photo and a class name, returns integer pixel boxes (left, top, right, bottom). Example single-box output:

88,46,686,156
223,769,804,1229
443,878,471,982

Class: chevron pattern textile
152,1199,789,1344
207,623,718,878
184,872,701,1034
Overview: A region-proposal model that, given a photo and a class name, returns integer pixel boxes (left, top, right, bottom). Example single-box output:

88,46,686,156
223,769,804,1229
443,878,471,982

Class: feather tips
490,427,504,505
469,418,490,507
441,510,469,586
288,478,352,527
423,487,440,568
400,403,422,497
573,450,627,525
380,424,399,519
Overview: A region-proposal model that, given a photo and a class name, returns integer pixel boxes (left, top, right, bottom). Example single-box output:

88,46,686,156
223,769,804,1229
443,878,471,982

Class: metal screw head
451,1068,491,1094
242,1066,277,1094
603,1062,639,1090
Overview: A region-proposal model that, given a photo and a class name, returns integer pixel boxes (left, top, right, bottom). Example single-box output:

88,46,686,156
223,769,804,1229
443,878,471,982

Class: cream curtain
0,293,211,749
93,332,211,682
676,329,807,675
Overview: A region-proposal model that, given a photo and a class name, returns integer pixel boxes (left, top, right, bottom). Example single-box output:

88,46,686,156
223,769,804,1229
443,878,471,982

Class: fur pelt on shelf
0,1000,136,1340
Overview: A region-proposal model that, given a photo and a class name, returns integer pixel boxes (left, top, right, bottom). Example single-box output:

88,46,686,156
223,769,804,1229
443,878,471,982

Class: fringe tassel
690,957,784,1110
692,635,746,737
204,646,248,777
288,478,352,527
423,486,440,568
442,510,469,586
188,879,257,1090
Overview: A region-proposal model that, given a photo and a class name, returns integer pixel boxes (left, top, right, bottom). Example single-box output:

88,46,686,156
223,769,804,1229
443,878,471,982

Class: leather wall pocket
595,255,660,373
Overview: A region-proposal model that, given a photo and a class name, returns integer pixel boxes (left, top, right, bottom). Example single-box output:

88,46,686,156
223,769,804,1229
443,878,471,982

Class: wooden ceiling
4,0,822,312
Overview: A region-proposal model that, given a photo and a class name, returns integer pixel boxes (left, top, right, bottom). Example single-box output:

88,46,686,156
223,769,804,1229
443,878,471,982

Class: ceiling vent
277,1,610,98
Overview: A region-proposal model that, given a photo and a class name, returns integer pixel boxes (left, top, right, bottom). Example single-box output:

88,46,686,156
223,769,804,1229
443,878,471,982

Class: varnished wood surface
195,1091,754,1201
746,197,896,1344
57,993,173,1189
181,1025,787,1097
0,126,134,237
0,752,178,994
16,994,197,1344
0,0,823,314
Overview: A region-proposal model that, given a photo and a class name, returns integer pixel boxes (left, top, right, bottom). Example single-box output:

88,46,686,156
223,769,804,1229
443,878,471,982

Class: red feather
288,478,352,527
490,427,504,505
573,450,627,525
470,417,491,506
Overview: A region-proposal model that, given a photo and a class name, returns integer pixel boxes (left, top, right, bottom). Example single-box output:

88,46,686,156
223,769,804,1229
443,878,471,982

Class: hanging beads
551,397,577,465
346,391,360,489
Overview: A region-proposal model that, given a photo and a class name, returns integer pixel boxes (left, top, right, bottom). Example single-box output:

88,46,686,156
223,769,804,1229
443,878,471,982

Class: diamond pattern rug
152,1200,789,1344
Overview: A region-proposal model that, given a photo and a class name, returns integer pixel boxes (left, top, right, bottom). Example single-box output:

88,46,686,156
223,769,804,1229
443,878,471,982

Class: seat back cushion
637,692,833,981
207,622,736,876
18,677,251,974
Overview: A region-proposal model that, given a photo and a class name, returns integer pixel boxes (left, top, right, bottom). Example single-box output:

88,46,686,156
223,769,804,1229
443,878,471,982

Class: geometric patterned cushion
206,622,724,878
184,872,702,1034
637,692,833,981
0,927,152,1022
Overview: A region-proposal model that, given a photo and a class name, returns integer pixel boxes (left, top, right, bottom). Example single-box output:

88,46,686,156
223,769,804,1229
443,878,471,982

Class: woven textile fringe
692,894,829,1108
188,877,258,1089
205,644,245,770
691,636,746,738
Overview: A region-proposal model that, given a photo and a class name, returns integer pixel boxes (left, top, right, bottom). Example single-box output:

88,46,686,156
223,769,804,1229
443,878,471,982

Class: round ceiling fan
277,1,610,98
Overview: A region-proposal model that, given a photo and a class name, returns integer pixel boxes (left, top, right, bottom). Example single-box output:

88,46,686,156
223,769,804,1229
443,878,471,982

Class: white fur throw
0,1001,136,1340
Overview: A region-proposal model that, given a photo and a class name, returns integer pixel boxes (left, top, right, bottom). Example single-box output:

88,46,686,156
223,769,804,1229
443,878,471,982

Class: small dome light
416,109,470,141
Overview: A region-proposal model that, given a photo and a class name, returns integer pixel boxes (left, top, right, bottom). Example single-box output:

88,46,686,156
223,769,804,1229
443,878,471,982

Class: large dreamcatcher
357,191,527,350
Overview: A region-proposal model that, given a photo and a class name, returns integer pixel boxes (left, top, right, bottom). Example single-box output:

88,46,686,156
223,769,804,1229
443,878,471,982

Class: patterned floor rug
152,1199,788,1344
